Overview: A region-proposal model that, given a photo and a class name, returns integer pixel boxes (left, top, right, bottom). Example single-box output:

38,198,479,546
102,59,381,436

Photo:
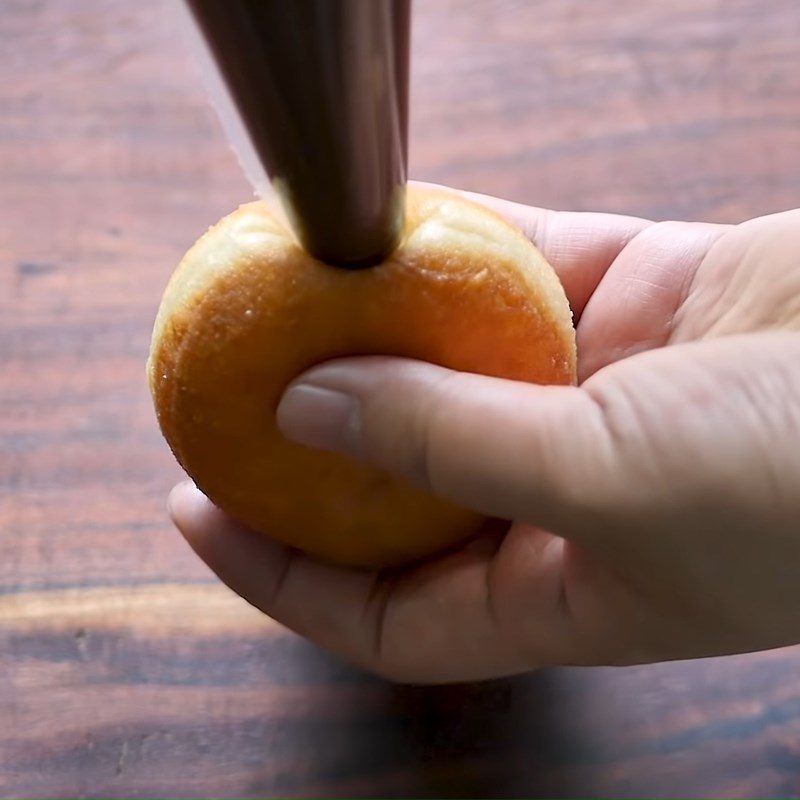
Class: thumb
276,356,615,531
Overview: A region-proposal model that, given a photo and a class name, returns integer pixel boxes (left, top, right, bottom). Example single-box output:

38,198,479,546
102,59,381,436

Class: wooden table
3,0,800,796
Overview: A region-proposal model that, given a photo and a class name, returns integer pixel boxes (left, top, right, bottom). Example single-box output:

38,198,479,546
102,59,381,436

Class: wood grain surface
2,0,800,796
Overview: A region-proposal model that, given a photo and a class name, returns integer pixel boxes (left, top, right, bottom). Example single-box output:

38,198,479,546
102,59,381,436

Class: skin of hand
169,183,800,684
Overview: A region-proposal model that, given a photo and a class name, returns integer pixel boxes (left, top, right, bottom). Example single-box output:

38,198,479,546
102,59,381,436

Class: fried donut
148,186,575,568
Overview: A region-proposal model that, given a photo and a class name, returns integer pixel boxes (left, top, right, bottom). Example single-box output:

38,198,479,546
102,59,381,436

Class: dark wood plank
2,0,800,796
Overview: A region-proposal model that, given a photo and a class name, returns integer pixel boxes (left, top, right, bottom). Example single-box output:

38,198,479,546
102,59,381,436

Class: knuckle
405,370,464,494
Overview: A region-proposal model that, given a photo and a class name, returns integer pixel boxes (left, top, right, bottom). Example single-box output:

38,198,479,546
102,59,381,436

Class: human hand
169,185,800,683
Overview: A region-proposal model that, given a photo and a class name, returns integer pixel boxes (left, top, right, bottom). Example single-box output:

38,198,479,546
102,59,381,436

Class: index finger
169,483,579,684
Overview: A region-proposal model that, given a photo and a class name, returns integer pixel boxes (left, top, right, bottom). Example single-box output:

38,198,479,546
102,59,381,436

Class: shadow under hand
385,670,576,799
239,635,578,799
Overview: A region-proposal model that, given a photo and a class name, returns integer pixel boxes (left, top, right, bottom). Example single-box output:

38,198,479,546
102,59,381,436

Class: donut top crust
149,186,575,376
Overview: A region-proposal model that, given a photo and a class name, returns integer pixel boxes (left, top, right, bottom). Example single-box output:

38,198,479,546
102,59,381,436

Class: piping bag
180,0,411,269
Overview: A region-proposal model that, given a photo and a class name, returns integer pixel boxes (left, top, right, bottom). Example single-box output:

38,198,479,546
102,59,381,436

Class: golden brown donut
148,186,576,568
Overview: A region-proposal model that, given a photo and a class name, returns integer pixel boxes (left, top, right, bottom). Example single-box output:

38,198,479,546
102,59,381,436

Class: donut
148,186,576,568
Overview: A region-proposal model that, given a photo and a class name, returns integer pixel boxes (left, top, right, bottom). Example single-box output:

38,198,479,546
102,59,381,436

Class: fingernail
277,383,362,456
167,480,195,520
